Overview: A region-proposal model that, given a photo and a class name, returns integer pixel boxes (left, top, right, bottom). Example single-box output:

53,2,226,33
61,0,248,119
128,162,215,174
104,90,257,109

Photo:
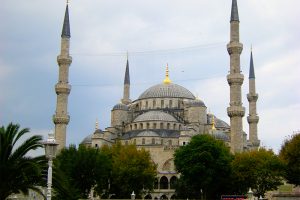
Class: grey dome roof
138,83,195,100
112,103,129,111
185,99,206,107
207,114,230,129
133,111,178,122
81,134,92,144
212,131,230,141
137,130,160,137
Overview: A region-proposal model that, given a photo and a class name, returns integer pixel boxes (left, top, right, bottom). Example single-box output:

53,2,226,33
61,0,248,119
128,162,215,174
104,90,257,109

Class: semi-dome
112,103,129,111
138,83,195,100
137,130,160,137
133,111,178,122
81,134,92,144
207,114,230,129
212,131,230,141
184,99,206,107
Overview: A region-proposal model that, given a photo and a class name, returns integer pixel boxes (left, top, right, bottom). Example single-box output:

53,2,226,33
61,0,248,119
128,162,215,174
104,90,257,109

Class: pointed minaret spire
53,2,72,150
121,52,131,105
61,4,71,38
247,49,260,149
230,0,239,22
249,49,255,79
163,63,171,84
227,0,245,153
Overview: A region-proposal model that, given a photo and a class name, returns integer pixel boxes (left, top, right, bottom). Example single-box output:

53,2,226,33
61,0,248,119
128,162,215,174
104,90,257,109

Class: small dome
81,134,92,144
185,99,206,107
138,83,195,100
212,131,230,141
133,111,178,122
137,130,160,137
112,103,129,111
207,114,230,129
94,129,103,134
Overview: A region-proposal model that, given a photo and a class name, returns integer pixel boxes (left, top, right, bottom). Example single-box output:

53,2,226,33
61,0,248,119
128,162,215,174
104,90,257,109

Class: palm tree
0,123,46,200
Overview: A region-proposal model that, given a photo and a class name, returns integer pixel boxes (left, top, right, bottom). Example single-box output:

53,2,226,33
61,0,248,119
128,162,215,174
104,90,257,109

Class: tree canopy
106,142,157,199
0,123,46,200
231,148,284,197
279,133,300,186
53,145,111,199
174,134,233,199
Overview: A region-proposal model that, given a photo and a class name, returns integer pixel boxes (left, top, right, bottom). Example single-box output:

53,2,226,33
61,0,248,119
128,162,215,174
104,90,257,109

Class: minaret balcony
227,106,245,117
57,55,72,65
247,93,258,102
227,74,244,85
53,114,70,124
227,42,243,55
247,115,259,123
55,83,71,94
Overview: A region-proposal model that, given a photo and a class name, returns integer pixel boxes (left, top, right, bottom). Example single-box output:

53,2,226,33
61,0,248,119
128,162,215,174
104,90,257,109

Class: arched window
167,123,170,129
161,100,164,108
170,176,177,189
134,124,137,130
95,144,98,148
152,138,155,144
161,139,164,145
160,176,168,189
142,138,145,145
169,100,172,108
145,101,148,109
140,123,143,129
153,123,157,129
168,140,172,146
160,123,163,129
153,100,156,108
147,123,150,129
173,124,176,129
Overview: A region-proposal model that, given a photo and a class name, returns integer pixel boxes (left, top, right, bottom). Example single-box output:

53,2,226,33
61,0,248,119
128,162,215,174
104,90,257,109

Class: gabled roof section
61,5,71,38
249,51,255,79
230,0,239,22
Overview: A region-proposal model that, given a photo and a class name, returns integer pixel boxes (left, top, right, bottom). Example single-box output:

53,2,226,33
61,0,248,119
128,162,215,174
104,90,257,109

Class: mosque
52,0,260,199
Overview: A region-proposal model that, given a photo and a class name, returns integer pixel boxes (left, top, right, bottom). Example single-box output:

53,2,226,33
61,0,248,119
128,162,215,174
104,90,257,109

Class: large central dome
138,83,195,100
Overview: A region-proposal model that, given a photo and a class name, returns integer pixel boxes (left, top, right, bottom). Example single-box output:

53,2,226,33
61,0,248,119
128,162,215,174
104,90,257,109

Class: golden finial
95,118,99,130
211,115,216,130
163,63,171,84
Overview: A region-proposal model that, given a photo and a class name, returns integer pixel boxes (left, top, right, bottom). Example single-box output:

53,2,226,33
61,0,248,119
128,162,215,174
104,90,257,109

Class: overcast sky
1,0,299,154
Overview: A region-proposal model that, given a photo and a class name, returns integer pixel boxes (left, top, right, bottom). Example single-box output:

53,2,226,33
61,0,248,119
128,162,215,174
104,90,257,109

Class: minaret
121,53,131,105
227,0,245,153
247,49,260,148
53,3,72,150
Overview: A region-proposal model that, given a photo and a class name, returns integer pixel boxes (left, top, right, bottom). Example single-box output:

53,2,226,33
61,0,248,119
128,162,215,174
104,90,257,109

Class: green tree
174,134,233,199
53,145,111,199
107,142,157,199
279,133,300,186
231,148,284,197
0,123,46,200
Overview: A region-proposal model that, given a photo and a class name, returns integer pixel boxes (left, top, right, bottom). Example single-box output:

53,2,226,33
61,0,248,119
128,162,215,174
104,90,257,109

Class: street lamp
43,133,58,200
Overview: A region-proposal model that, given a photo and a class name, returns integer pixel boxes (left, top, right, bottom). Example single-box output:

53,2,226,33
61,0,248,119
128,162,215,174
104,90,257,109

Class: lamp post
43,133,58,200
